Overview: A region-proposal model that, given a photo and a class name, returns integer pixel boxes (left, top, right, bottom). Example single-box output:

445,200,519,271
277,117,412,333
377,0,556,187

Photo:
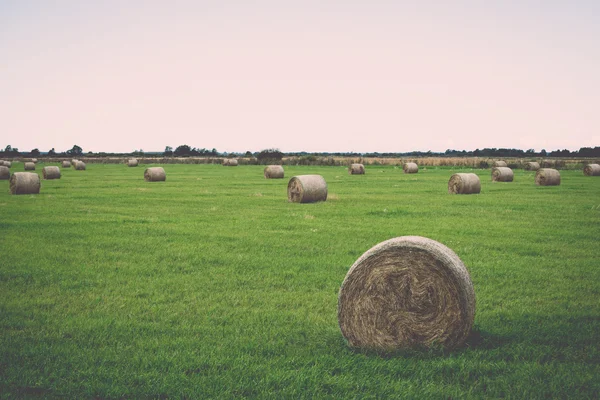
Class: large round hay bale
448,173,480,194
61,160,71,168
0,166,10,180
24,162,35,171
264,165,284,179
349,163,365,175
144,167,166,182
128,159,139,167
535,168,560,186
403,162,418,174
74,161,86,170
338,236,475,350
493,160,507,168
287,175,327,203
583,163,600,176
42,166,61,180
10,172,40,194
491,167,514,182
524,162,540,171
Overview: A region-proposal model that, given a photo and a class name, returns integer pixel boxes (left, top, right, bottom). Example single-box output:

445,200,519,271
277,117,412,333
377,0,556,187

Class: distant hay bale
71,159,78,166
42,166,61,180
225,159,238,166
74,161,86,170
24,162,35,171
403,162,418,174
0,166,10,180
535,168,560,186
2,161,11,168
264,165,284,179
448,173,481,194
524,162,540,171
583,164,600,176
349,163,365,175
144,167,166,182
61,161,71,168
493,161,507,168
128,159,139,167
10,172,40,195
222,159,229,166
541,160,555,168
338,236,475,350
31,158,38,164
287,175,327,203
491,167,514,182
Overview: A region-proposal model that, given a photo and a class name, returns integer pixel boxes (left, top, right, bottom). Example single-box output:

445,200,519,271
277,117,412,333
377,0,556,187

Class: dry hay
287,175,327,203
61,160,71,168
24,162,35,171
71,159,78,166
541,159,555,168
493,160,507,168
583,163,600,176
74,161,86,170
2,161,11,168
349,163,365,175
491,167,514,182
10,172,41,195
338,236,475,350
42,166,61,180
524,162,540,171
144,167,166,182
31,158,38,164
128,159,139,167
535,168,560,186
403,162,418,174
223,159,238,166
0,166,10,180
264,165,284,179
448,173,480,194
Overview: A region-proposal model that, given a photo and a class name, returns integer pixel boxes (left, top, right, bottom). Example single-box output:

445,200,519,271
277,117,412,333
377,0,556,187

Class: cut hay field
1,162,599,399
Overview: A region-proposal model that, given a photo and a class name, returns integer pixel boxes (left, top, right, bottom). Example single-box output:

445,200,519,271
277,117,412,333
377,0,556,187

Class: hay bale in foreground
349,163,365,175
287,175,327,203
491,167,514,182
42,166,61,180
74,161,86,170
535,168,560,186
61,161,71,168
524,162,540,171
144,167,166,182
338,236,475,350
493,161,507,168
403,162,418,174
10,172,40,194
264,165,284,179
0,166,10,180
24,162,35,171
128,159,139,167
583,164,600,176
448,173,480,194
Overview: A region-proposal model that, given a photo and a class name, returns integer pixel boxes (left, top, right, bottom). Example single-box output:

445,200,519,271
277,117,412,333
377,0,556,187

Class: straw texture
287,175,327,203
10,172,41,194
62,161,71,168
448,173,481,194
128,159,139,167
524,162,540,171
0,166,9,180
349,164,365,175
24,162,35,171
74,161,86,170
403,162,418,174
491,167,514,182
264,165,284,179
583,164,600,176
223,159,238,166
144,167,166,182
535,168,560,186
42,166,61,180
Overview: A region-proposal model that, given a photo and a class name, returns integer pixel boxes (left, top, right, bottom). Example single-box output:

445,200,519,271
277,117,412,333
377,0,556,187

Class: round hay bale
491,167,514,182
224,159,238,166
349,163,365,175
31,158,38,164
61,160,71,168
71,159,78,166
0,166,10,180
448,173,480,194
10,172,40,195
403,162,418,174
493,160,507,168
287,175,327,203
222,159,230,166
128,159,139,167
264,165,284,179
24,162,35,171
74,161,86,170
583,163,600,176
524,162,540,171
541,159,555,168
338,236,475,350
144,167,166,182
535,168,560,186
42,166,61,180
2,161,11,168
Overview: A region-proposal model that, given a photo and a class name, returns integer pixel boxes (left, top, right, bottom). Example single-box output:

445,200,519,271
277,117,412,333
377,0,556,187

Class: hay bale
31,158,38,164
223,159,238,166
535,168,560,186
264,165,284,179
144,167,166,182
74,161,86,170
128,159,139,167
10,172,40,194
287,175,327,203
403,162,418,174
338,236,475,350
61,160,71,168
222,159,229,166
493,161,507,167
491,167,514,182
524,162,540,171
71,159,78,166
448,173,480,194
541,159,555,168
583,163,600,176
42,166,61,180
0,166,10,180
2,161,11,168
349,163,365,175
24,162,35,171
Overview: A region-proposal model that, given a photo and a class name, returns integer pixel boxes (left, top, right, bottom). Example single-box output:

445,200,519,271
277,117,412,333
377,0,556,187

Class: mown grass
1,162,599,399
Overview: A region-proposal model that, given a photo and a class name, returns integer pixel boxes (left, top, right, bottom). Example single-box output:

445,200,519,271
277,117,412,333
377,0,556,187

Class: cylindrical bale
10,172,41,195
524,162,540,171
2,161,11,168
31,158,38,164
338,236,475,350
42,166,61,180
287,175,327,203
0,166,10,180
535,168,560,186
24,162,35,171
222,159,230,166
264,165,284,179
227,159,238,166
541,159,555,168
403,162,418,174
349,163,365,175
61,160,71,168
74,161,86,170
491,167,514,182
144,167,166,182
448,173,481,194
493,161,507,168
128,159,139,167
583,163,600,176
71,159,78,166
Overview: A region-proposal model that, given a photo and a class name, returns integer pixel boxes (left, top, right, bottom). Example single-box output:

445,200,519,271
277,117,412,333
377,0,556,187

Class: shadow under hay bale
349,163,365,175
0,166,10,180
74,161,86,170
42,166,61,180
493,161,507,168
24,162,35,171
264,165,284,179
128,159,139,167
535,168,560,186
448,173,480,194
338,236,475,351
10,172,40,194
287,175,327,203
491,167,514,182
144,167,166,182
524,162,540,171
403,162,418,174
583,164,600,176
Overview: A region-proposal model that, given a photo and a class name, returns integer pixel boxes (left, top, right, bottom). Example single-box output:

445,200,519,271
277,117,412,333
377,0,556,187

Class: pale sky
1,1,599,154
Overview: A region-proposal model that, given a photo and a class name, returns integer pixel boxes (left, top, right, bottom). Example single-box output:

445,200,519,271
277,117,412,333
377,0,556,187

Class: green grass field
1,163,599,399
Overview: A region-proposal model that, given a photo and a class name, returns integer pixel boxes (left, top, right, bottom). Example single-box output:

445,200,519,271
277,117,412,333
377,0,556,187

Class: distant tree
245,151,253,157
164,146,173,156
174,144,192,157
66,145,83,156
540,149,547,157
256,148,284,164
48,148,56,156
30,148,41,157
